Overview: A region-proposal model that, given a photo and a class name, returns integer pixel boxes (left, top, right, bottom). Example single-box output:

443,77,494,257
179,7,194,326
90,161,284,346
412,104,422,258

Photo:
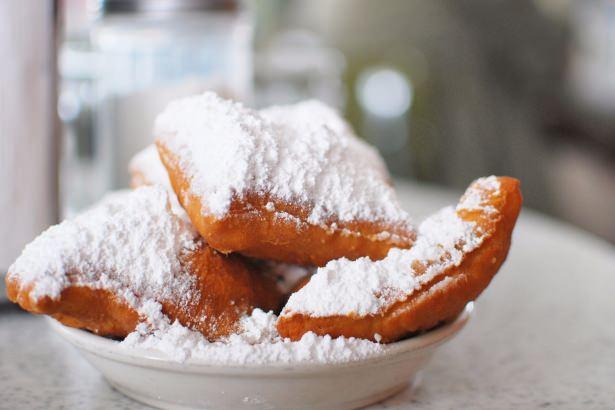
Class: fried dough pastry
277,176,522,343
5,187,281,340
155,93,415,266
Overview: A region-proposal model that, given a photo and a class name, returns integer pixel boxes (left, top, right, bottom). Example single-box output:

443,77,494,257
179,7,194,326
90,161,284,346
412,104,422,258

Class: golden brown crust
276,177,522,343
156,141,415,266
165,246,283,340
6,279,140,337
6,245,282,341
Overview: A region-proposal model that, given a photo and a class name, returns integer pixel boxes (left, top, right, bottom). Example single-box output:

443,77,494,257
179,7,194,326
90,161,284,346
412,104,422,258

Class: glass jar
59,0,253,215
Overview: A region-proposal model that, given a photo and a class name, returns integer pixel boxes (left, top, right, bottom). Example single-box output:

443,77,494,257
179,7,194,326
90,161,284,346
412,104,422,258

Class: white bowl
49,303,473,410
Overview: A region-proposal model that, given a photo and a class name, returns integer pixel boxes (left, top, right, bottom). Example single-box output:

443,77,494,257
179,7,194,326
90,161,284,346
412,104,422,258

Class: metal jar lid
93,0,238,16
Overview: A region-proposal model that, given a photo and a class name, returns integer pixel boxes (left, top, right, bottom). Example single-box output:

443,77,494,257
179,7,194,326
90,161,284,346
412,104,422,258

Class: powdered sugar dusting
129,145,173,190
7,186,199,321
129,145,191,222
121,308,384,364
457,175,500,213
281,177,501,318
155,92,412,229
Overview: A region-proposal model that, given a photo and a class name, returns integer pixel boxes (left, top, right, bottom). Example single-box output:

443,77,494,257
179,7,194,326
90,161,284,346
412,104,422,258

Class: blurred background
1,0,614,277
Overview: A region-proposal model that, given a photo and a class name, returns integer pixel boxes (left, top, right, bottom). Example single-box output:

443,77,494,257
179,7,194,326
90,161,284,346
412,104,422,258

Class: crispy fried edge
5,278,139,337
156,140,415,266
276,177,522,343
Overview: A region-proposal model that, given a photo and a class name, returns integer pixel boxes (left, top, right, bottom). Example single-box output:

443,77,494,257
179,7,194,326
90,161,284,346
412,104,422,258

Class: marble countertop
1,182,614,409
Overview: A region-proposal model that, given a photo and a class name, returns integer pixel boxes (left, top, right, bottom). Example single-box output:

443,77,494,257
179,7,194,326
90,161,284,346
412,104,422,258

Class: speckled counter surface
1,182,614,410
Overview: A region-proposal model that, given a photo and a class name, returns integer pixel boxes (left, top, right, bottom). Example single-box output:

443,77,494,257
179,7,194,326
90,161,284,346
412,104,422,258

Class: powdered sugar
7,186,199,321
128,145,190,221
457,175,500,213
281,177,501,318
155,92,412,229
8,184,384,366
129,145,173,190
121,308,384,364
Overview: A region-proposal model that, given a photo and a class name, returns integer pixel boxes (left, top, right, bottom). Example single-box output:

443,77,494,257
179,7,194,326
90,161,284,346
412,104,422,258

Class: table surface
1,181,614,410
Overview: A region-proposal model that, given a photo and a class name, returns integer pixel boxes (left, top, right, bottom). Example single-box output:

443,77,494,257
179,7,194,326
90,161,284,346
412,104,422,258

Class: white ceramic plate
49,303,473,410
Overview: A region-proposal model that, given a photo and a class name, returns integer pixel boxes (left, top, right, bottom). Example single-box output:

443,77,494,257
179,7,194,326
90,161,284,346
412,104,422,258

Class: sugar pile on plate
121,309,385,364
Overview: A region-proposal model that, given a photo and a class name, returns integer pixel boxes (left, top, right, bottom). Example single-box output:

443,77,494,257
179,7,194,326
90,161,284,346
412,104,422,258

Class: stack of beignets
5,92,522,345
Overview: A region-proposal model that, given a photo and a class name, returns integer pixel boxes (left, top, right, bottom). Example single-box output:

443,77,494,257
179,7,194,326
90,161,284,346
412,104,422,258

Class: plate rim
48,302,473,374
